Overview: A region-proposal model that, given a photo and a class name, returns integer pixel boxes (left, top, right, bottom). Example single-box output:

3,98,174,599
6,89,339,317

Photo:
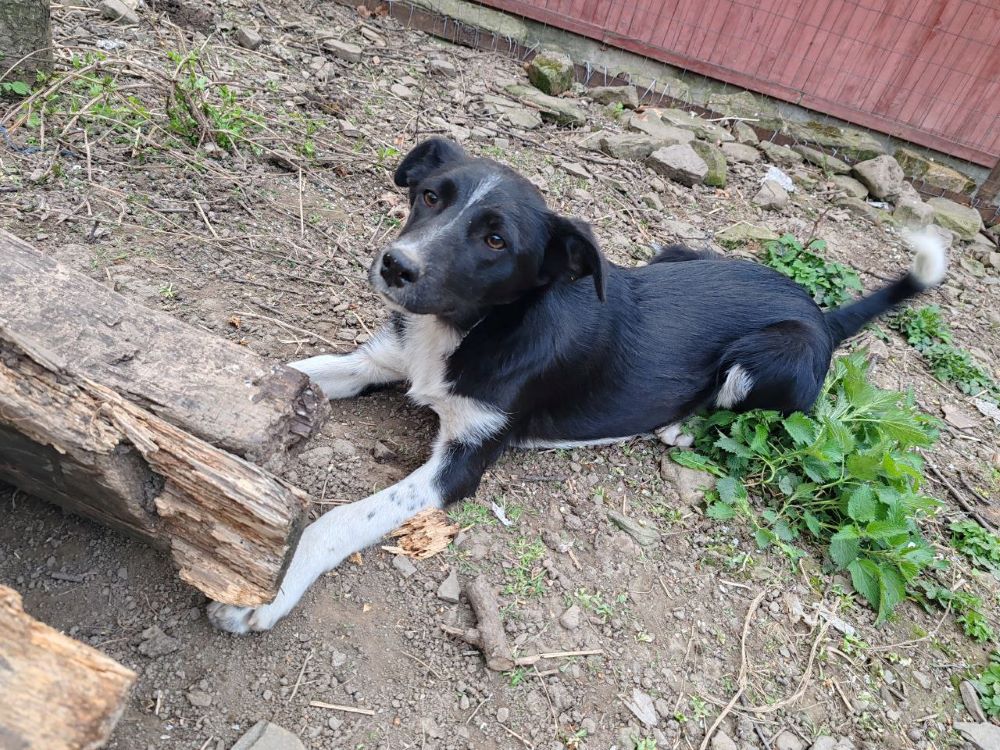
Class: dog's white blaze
905,228,948,288
289,329,405,399
715,364,754,408
392,175,501,258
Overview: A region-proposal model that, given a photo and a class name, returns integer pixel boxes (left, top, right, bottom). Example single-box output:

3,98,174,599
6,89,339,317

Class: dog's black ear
393,138,467,195
543,216,607,302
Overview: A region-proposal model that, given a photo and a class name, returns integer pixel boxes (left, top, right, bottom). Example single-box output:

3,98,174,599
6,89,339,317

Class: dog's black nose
380,250,420,288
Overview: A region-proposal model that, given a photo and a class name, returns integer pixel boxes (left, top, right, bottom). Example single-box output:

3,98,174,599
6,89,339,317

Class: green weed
890,305,951,351
951,520,1000,577
762,234,862,308
673,352,940,622
0,80,30,97
971,652,1000,719
503,536,546,598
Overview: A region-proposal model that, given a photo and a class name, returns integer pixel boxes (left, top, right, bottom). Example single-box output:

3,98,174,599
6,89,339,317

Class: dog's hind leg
289,324,406,399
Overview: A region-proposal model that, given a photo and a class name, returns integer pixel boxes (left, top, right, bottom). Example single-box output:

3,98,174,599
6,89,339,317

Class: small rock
647,144,709,187
774,731,806,750
759,141,804,168
372,441,395,462
628,111,698,144
392,555,417,578
830,174,869,199
753,179,789,210
299,446,334,468
505,84,586,127
895,147,976,194
331,439,357,458
721,141,760,163
961,680,989,722
436,569,460,603
911,670,932,690
99,0,139,24
927,196,984,240
323,39,363,63
732,121,759,144
690,141,728,187
835,196,885,223
526,49,575,96
587,84,639,109
231,720,306,750
496,706,510,723
809,739,837,750
559,604,582,630
893,197,934,228
581,717,597,734
624,688,658,727
650,108,734,142
187,690,213,708
598,132,670,160
235,27,262,50
852,155,905,199
138,625,179,657
327,717,342,731
641,193,664,211
715,222,779,245
659,458,716,504
793,144,851,174
560,161,591,179
710,730,739,750
428,58,457,77
502,107,543,130
954,721,1000,750
943,403,978,430
607,510,661,547
390,83,414,100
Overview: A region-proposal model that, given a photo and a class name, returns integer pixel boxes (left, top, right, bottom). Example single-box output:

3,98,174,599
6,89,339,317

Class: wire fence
368,0,1000,223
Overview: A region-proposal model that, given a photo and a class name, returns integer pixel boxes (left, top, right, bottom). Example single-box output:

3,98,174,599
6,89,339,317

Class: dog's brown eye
423,190,439,207
484,234,506,250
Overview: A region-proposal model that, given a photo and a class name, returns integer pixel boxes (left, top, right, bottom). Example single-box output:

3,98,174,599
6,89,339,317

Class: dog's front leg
289,325,405,399
207,431,507,634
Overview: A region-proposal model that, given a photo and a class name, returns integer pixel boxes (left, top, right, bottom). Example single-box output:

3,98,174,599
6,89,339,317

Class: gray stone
783,121,885,161
231,721,306,750
323,39,363,63
911,670,933,690
704,91,782,130
560,161,591,179
647,144,708,187
830,174,868,199
690,141,728,187
607,510,661,547
774,731,806,750
624,688,658,727
428,58,457,77
721,141,760,163
710,730,739,750
754,179,788,210
895,147,976,194
502,107,542,130
299,446,334,468
505,84,586,126
641,193,664,211
659,458,717,504
650,107,734,142
954,722,1000,750
496,707,510,723
187,690,213,708
526,49,575,96
715,222,779,246
587,84,639,109
598,132,665,160
836,197,885,223
961,680,989,723
331,439,357,458
893,197,934,228
733,120,759,144
852,155,905,199
759,141,804,168
627,110,696,144
559,604,582,630
810,738,837,750
138,625,179,657
392,555,417,578
236,27,262,50
99,0,139,24
793,144,851,174
436,569,460,603
390,83,414,100
928,197,984,240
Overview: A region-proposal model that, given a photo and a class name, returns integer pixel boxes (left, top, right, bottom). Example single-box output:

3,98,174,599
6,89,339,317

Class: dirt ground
1,2,999,749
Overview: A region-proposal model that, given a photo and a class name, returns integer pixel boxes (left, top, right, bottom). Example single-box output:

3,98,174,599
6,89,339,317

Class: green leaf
9,81,30,95
846,451,882,481
876,565,906,622
783,413,817,446
829,525,861,568
848,558,880,609
804,512,822,537
669,451,717,473
716,476,745,505
715,435,752,458
774,519,796,542
754,528,774,549
707,502,736,520
847,485,878,523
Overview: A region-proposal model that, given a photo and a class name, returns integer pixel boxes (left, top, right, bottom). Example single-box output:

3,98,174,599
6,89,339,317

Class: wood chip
382,508,459,559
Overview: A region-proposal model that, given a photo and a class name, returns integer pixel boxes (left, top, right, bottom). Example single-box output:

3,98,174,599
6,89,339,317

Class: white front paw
655,423,694,448
207,600,281,634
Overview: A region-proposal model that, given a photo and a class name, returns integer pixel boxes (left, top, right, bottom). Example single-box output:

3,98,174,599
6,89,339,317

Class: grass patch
503,536,546,598
448,500,495,528
762,234,862,308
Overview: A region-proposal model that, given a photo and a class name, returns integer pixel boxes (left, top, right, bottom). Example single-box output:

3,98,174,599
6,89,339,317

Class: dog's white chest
401,316,462,411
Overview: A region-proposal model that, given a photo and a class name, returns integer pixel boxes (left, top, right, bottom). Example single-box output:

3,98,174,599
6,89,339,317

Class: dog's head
370,138,606,325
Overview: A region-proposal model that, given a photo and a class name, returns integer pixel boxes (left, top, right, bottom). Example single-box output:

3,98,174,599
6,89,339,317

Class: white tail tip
905,228,948,288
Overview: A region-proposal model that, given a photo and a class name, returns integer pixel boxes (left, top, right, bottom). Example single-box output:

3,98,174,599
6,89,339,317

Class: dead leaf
228,315,241,328
349,552,363,565
943,402,978,430
382,508,459,559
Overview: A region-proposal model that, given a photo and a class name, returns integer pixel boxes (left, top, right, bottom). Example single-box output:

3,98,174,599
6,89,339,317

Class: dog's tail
824,229,948,346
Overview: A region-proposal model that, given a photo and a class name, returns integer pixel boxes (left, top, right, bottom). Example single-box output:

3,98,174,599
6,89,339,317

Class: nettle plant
673,353,942,622
762,234,863,308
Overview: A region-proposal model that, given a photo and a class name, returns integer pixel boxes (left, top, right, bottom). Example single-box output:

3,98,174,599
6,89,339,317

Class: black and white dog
209,137,946,633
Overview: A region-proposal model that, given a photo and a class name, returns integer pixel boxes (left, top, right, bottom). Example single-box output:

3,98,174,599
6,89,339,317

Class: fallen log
0,585,136,750
0,230,329,605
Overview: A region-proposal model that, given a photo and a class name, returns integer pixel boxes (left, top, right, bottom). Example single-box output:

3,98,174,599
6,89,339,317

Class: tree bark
0,230,330,605
0,0,52,83
0,585,136,750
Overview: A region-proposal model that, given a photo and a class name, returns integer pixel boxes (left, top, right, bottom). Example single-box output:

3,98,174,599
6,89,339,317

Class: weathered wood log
0,230,329,605
0,585,136,750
